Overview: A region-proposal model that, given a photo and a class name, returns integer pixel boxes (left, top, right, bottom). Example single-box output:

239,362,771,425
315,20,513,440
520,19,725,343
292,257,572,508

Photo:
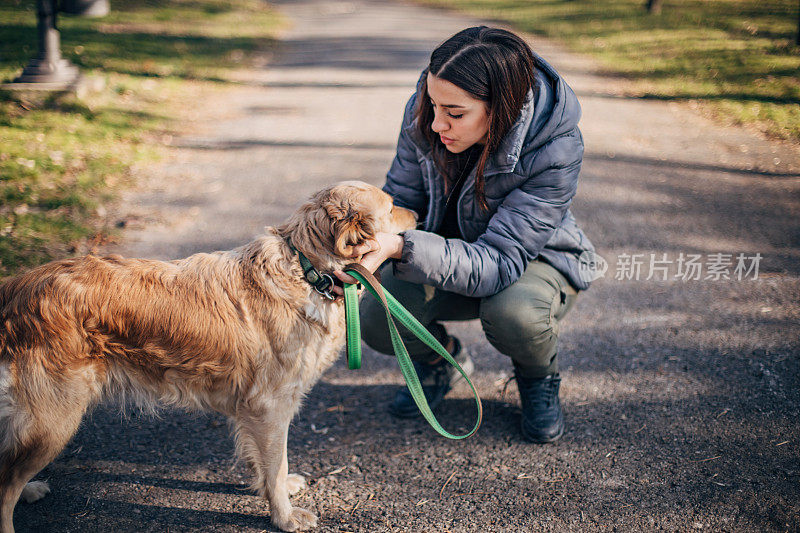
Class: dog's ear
326,202,375,259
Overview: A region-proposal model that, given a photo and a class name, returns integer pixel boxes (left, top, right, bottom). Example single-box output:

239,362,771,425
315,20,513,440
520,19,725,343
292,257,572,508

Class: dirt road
14,0,799,531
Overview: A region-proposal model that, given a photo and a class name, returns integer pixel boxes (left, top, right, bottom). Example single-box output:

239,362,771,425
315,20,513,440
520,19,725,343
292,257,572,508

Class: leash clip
314,273,336,300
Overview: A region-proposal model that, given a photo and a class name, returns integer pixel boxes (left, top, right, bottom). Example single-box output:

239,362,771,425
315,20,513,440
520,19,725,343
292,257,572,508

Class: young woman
335,26,595,443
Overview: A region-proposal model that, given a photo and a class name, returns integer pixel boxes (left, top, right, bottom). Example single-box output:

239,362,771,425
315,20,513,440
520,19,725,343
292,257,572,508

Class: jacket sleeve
382,93,428,216
393,131,583,298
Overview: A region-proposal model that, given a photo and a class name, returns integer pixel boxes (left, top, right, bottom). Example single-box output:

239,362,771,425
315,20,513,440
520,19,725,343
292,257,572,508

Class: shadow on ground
12,332,800,532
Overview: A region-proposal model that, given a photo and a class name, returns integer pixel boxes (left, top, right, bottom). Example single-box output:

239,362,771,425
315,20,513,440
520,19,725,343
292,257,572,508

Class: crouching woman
338,26,596,443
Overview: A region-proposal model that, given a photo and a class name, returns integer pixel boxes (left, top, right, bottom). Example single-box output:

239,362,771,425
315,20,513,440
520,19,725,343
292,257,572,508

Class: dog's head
277,181,417,272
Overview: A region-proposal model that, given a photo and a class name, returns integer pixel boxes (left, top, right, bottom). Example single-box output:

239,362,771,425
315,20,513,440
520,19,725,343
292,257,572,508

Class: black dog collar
286,238,337,300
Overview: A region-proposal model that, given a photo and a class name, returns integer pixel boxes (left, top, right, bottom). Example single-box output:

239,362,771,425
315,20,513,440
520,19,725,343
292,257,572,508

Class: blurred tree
646,0,663,14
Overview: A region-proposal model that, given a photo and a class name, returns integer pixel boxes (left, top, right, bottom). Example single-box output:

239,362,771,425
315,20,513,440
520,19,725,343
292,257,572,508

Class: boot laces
414,359,450,388
517,375,561,409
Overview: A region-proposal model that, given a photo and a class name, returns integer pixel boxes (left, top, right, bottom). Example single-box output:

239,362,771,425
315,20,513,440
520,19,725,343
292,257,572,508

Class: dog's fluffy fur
0,181,416,532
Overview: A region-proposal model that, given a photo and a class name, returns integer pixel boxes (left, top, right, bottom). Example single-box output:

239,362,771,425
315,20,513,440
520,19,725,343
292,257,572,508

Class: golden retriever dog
0,180,416,533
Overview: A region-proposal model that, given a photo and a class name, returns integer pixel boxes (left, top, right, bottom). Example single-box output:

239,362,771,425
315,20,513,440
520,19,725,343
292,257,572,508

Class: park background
1,0,799,531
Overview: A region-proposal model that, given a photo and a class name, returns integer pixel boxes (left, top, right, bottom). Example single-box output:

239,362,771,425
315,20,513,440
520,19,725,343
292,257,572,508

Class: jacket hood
406,55,582,175
525,54,583,149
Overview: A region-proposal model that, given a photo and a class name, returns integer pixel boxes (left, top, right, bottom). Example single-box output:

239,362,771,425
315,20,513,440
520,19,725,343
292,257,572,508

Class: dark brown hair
416,26,538,210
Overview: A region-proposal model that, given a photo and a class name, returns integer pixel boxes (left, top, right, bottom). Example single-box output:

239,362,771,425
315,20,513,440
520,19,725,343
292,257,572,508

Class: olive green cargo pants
359,259,579,378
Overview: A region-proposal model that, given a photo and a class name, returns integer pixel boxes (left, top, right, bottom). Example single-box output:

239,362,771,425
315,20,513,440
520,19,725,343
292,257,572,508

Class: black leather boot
516,372,564,443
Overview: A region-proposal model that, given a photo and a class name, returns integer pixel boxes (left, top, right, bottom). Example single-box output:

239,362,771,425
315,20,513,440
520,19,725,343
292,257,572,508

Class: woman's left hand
332,232,404,297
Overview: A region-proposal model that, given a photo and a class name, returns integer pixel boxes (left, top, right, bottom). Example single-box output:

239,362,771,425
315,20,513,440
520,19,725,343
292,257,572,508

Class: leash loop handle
342,264,482,440
343,280,362,369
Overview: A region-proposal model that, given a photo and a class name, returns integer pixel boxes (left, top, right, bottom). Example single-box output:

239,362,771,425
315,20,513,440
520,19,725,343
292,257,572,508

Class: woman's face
426,73,489,153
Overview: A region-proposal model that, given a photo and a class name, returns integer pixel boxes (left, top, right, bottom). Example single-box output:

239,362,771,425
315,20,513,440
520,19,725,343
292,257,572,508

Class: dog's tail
0,362,22,462
0,359,95,533
0,361,52,533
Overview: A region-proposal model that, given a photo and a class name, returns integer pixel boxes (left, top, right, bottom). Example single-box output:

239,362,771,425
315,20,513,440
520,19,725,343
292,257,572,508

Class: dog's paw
272,506,318,531
21,481,51,503
286,473,306,496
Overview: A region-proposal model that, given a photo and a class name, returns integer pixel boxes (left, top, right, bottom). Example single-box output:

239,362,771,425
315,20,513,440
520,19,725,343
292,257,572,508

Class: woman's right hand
332,232,404,295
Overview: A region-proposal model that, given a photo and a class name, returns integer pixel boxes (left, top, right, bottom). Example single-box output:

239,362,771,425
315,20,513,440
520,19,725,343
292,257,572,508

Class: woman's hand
331,232,405,297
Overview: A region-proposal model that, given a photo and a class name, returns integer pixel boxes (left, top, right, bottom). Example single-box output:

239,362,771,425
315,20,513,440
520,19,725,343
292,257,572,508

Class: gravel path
14,0,799,531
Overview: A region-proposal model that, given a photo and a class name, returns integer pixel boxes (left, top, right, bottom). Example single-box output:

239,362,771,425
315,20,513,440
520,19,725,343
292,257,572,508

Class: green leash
341,264,483,440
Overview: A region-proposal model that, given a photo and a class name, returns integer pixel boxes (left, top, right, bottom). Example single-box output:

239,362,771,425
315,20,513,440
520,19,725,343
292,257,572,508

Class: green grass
0,0,282,278
414,0,800,142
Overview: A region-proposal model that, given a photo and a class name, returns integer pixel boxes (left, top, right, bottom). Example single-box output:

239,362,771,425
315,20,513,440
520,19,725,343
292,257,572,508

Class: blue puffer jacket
384,55,595,298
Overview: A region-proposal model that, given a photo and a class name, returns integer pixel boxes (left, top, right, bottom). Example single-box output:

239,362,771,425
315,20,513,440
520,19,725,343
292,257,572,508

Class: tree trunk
647,0,663,14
